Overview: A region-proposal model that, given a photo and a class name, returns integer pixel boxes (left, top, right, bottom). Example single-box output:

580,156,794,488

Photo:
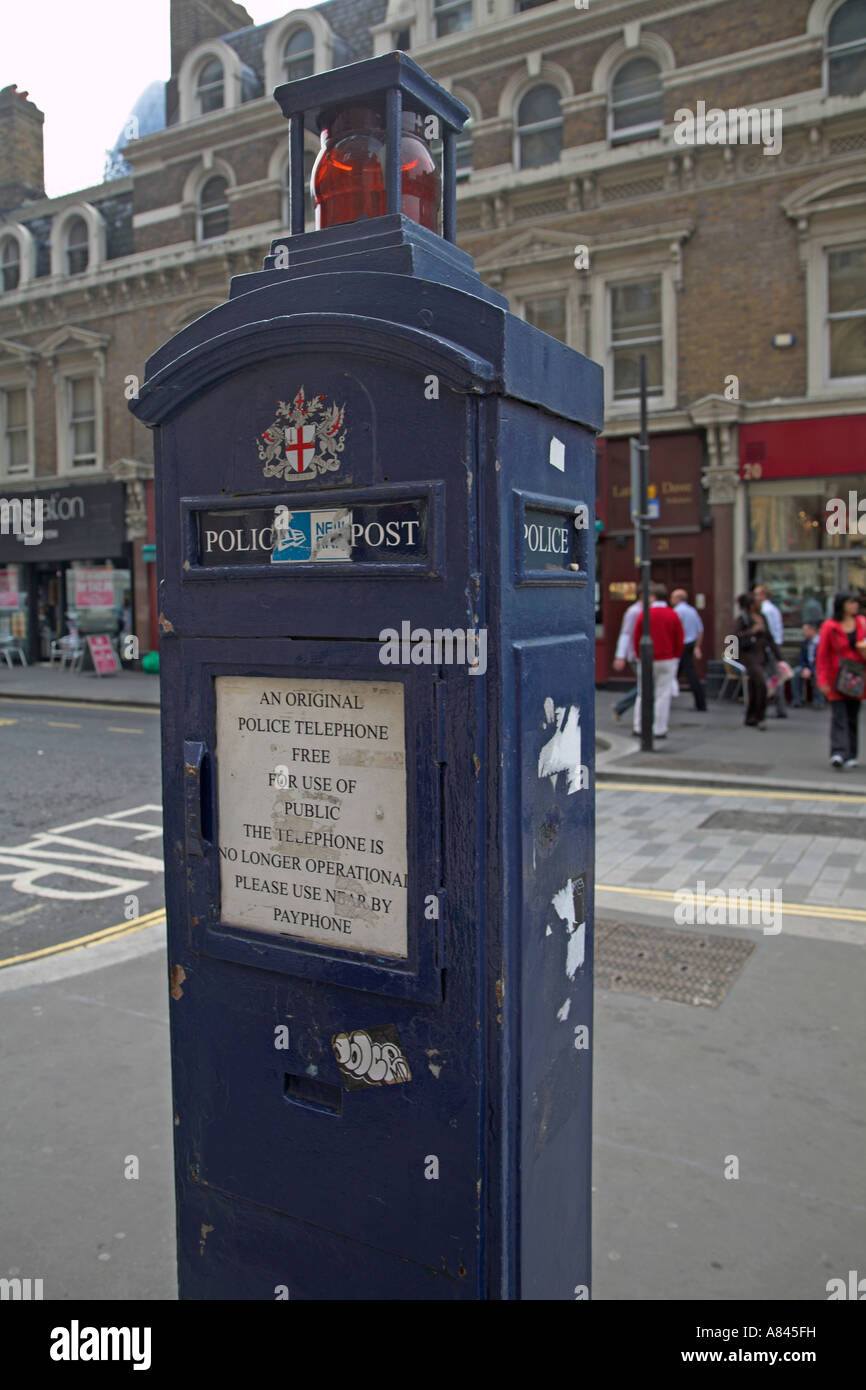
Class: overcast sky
3,1,311,198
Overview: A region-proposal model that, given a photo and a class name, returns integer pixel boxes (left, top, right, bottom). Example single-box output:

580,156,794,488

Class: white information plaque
215,675,408,958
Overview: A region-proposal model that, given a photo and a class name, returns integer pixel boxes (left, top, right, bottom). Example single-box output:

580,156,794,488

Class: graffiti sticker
332,1025,412,1090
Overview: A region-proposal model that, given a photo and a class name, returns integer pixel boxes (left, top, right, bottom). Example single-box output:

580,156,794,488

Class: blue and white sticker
271,507,352,563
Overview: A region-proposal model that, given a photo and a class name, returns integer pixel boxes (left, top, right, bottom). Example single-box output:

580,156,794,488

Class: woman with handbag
735,592,780,729
816,593,866,769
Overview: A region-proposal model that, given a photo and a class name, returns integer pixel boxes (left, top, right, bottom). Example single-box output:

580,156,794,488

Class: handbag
836,659,866,699
767,660,793,695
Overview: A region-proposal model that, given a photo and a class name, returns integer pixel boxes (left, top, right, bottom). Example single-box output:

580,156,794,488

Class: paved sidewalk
0,662,159,706
597,683,866,794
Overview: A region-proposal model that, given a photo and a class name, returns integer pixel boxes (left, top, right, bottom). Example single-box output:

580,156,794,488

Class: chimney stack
0,85,45,214
166,0,255,126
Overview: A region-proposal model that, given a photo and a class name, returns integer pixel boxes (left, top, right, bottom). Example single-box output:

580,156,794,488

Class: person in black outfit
735,591,780,729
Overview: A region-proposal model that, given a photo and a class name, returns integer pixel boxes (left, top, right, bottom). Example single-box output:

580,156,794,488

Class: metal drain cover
595,920,756,1008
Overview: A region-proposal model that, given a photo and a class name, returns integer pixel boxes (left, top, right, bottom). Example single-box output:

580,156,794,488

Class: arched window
0,237,20,292
283,28,314,81
827,0,866,95
65,217,89,275
516,85,563,169
610,56,663,142
199,176,229,240
196,59,224,114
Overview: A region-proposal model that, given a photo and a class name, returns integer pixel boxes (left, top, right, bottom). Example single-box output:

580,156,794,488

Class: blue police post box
131,52,602,1301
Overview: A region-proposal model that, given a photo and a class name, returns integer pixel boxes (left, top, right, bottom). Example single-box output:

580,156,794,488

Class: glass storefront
747,476,866,641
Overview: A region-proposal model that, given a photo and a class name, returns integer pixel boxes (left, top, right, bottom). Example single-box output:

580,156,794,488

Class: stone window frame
50,203,106,280
262,10,334,92
39,331,107,477
0,344,37,482
591,251,679,416
514,283,576,348
786,174,866,397
178,40,245,124
0,225,35,295
500,64,573,170
591,33,676,148
183,160,237,245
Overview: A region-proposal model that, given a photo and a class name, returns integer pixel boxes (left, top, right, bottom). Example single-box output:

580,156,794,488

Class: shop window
2,388,30,477
827,243,866,379
516,0,554,8
521,293,568,343
196,59,224,114
433,0,473,39
609,278,664,402
826,0,866,97
65,217,89,276
283,29,314,82
516,84,563,169
395,28,411,50
609,56,663,144
199,176,229,241
1,237,20,292
69,377,97,469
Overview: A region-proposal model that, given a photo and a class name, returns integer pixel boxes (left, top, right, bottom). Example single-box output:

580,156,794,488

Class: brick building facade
1,0,865,669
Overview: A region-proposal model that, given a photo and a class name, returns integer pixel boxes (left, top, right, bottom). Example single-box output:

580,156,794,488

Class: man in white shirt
612,599,642,720
755,583,786,718
671,588,706,711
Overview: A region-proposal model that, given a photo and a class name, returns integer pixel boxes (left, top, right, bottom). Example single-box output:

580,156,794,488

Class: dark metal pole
638,354,654,752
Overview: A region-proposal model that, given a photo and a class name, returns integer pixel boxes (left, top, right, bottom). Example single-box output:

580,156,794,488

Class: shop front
740,415,866,647
597,431,714,680
0,480,129,665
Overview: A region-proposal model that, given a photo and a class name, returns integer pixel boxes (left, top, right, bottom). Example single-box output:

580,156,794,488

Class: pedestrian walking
735,591,779,729
755,583,787,718
816,592,866,769
611,598,641,720
792,622,825,708
671,587,707,711
632,583,684,739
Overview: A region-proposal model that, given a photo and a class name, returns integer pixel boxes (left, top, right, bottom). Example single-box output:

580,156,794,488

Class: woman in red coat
816,592,866,769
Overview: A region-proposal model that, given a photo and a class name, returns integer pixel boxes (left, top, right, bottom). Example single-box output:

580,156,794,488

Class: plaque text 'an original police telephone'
216,676,408,957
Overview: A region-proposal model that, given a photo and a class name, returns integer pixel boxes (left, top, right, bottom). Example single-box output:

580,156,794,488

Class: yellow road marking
0,717,18,726
0,696,158,715
108,726,144,734
597,882,866,924
47,721,81,728
597,780,866,806
0,907,166,970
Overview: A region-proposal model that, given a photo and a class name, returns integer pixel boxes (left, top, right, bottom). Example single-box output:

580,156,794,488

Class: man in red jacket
632,583,685,739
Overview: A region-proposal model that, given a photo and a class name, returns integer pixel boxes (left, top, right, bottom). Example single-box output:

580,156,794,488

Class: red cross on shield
285,424,316,473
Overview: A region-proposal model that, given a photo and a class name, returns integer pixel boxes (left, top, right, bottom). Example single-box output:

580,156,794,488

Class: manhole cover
700,809,866,839
595,920,756,1008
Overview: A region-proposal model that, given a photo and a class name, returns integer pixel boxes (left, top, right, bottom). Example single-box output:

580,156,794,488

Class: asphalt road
0,697,163,964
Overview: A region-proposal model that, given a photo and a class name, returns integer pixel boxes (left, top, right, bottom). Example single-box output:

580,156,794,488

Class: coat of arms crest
257,386,348,481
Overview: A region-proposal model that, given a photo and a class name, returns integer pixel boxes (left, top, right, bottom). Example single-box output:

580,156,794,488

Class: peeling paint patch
538,699,584,794
546,924,552,936
169,964,186,1000
549,436,565,472
552,878,586,980
556,998,571,1022
429,1062,442,1078
199,1223,214,1256
158,611,174,634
